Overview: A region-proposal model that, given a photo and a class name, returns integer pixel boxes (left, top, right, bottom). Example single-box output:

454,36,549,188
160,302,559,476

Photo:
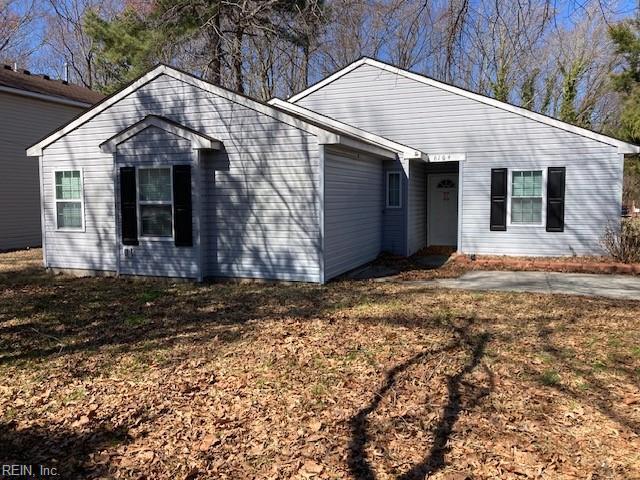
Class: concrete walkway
408,270,640,300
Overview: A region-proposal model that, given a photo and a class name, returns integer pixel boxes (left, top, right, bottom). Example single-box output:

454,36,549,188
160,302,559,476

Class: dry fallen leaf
302,460,323,475
198,434,216,451
308,420,322,432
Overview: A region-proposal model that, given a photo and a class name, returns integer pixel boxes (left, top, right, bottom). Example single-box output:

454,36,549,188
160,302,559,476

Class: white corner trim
27,64,367,157
0,85,93,108
269,98,424,159
288,57,640,154
100,115,221,153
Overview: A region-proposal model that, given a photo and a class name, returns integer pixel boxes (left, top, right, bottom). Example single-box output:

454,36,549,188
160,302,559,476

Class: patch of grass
139,290,163,303
124,314,149,327
311,382,328,398
592,359,608,372
62,387,87,405
631,346,640,358
607,337,622,348
540,369,561,386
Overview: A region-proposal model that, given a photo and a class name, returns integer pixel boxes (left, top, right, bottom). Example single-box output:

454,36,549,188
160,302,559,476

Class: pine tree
610,16,640,143
84,7,162,93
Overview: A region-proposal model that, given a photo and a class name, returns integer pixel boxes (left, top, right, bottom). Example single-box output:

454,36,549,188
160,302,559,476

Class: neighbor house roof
0,64,104,106
27,64,413,160
288,57,640,155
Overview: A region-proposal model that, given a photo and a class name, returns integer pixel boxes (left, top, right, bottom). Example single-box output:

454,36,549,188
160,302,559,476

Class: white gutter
0,85,93,109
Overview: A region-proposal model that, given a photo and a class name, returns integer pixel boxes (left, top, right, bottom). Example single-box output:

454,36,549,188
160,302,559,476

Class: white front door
428,173,458,246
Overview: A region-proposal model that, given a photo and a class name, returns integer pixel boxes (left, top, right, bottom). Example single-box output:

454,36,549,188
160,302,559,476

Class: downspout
318,144,326,284
457,159,465,253
113,155,121,277
38,155,47,268
401,154,410,256
196,150,204,282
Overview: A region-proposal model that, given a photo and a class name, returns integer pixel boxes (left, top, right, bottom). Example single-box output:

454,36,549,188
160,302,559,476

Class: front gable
291,58,639,155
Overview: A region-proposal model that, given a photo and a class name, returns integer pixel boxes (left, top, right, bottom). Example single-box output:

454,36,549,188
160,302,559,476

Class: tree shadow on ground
535,317,640,436
348,317,493,480
0,421,130,479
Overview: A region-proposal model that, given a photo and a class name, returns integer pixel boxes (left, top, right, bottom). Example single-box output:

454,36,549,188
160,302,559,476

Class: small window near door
511,170,543,224
55,170,84,230
138,167,173,237
387,171,401,208
437,179,456,189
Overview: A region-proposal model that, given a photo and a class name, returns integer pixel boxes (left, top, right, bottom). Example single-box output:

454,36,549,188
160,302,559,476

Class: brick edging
453,256,640,275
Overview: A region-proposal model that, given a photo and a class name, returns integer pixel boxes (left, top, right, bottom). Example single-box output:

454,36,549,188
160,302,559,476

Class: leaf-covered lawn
1,249,639,479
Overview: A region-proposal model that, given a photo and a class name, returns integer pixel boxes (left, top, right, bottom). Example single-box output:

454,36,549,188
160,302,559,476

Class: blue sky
9,0,640,79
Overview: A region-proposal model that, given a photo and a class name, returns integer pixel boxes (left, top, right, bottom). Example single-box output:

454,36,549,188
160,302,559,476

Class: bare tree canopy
2,0,637,134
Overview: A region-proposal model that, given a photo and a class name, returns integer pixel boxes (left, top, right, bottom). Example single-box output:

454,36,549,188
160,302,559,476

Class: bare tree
0,0,39,66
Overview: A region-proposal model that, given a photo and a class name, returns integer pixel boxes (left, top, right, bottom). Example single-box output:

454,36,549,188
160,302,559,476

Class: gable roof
100,115,222,153
0,64,104,106
288,57,640,155
26,63,405,159
268,98,425,159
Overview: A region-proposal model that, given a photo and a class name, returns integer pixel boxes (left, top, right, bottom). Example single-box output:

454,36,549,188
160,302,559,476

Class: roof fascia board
27,65,337,156
269,98,424,159
288,58,367,103
0,85,92,108
27,67,168,156
100,115,221,153
331,135,396,159
288,57,639,154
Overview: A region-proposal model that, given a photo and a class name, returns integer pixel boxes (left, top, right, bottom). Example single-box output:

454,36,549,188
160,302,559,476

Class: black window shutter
546,167,566,232
173,165,193,247
490,168,508,231
120,167,138,246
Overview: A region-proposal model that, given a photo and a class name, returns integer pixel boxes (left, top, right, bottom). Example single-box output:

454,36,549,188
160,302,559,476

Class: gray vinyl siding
0,92,84,250
41,74,321,282
382,159,406,255
324,146,383,280
461,154,622,256
296,63,622,256
408,160,426,255
116,127,200,279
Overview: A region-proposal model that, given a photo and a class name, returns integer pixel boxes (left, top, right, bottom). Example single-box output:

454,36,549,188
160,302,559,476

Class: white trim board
100,115,221,153
287,57,640,154
27,64,398,159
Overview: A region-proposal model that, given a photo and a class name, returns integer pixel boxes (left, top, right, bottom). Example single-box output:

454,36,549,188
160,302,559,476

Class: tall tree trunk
234,27,244,94
302,43,309,88
206,10,222,85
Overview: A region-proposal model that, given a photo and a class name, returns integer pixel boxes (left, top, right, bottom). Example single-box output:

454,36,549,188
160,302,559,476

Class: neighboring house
27,59,639,283
0,65,104,251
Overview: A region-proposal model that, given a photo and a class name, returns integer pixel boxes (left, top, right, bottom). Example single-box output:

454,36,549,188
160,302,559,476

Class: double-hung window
387,172,401,208
55,170,84,230
138,167,173,238
511,170,543,224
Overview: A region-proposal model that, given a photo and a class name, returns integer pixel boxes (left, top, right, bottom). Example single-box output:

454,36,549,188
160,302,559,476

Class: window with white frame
138,167,173,237
387,171,401,208
511,170,543,224
55,170,83,229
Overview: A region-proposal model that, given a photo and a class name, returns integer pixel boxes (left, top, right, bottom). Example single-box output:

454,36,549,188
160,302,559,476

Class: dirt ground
1,249,639,479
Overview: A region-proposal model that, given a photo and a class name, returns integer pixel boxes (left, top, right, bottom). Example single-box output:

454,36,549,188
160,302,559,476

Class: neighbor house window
387,172,401,208
511,170,543,224
138,167,173,237
55,170,83,230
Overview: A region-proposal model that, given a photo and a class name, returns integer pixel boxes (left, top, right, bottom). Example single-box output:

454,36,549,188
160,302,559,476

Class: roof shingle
0,65,104,105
